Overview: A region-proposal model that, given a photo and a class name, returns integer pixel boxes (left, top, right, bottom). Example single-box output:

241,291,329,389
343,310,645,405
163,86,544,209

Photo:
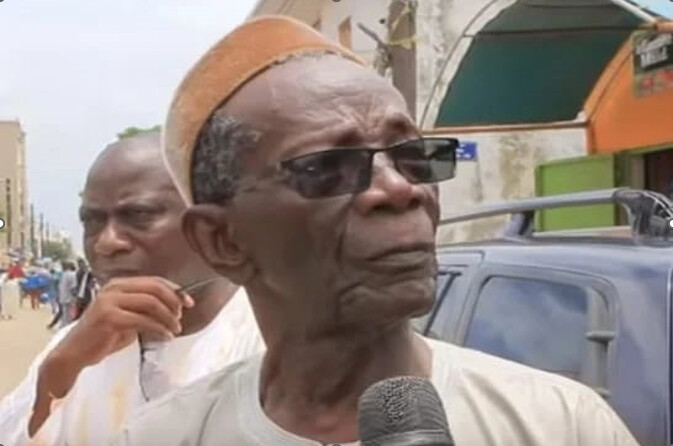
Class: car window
464,276,590,379
412,271,453,334
423,270,468,340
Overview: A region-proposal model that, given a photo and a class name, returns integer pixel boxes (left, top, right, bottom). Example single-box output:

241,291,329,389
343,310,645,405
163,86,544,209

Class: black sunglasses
256,137,458,199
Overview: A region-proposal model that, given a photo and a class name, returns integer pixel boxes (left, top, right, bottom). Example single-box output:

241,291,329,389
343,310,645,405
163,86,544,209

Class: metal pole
30,203,35,260
609,0,656,24
39,212,44,259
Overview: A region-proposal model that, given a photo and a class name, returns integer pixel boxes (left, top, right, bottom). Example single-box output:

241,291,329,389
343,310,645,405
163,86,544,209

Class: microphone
358,376,454,446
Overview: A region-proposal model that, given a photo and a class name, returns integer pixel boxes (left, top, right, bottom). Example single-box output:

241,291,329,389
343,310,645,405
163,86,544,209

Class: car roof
440,235,673,249
437,233,673,272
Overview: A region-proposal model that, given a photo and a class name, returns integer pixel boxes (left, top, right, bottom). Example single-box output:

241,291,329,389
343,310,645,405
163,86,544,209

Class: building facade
250,0,672,242
250,0,389,64
0,120,29,260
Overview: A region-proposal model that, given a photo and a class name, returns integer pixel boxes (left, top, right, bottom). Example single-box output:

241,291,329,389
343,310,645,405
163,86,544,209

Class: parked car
415,188,673,446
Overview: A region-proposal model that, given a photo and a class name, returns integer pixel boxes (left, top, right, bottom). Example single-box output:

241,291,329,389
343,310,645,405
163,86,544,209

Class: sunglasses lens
281,138,457,199
393,138,457,184
283,149,371,198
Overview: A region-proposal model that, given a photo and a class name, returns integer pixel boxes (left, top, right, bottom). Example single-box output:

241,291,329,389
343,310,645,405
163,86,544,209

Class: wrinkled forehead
221,55,412,141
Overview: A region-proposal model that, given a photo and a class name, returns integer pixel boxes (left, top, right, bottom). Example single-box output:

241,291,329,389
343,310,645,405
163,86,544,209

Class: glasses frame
234,136,460,199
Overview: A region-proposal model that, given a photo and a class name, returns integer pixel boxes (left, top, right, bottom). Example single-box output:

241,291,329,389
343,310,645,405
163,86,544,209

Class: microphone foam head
358,376,452,446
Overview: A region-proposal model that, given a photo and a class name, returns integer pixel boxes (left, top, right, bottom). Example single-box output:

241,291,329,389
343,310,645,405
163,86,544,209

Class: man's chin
339,277,436,327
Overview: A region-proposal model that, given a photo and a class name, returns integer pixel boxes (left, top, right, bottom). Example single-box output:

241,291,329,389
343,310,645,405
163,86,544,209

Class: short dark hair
191,107,260,204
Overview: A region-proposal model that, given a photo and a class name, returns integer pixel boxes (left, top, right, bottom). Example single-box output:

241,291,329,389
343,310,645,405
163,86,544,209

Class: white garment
0,287,264,446
58,271,77,305
1,279,21,319
75,271,90,300
112,336,639,446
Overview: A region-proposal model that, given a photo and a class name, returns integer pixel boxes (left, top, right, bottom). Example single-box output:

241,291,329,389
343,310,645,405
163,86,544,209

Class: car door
445,264,617,394
414,251,483,342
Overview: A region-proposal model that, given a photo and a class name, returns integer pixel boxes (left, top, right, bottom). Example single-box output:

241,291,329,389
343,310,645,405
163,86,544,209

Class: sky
0,0,671,255
638,0,673,17
0,0,257,253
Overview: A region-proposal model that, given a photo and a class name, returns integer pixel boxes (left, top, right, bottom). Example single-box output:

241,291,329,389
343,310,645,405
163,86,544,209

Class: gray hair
191,52,347,204
191,107,260,204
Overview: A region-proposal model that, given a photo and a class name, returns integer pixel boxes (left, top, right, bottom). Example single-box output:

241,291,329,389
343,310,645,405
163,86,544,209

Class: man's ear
182,204,255,285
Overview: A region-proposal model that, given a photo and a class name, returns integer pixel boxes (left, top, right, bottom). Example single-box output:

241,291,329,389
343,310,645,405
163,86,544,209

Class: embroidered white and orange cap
162,15,364,205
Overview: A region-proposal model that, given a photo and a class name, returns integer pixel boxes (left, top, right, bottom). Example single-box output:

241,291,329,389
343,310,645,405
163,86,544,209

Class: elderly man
113,17,638,446
0,132,263,445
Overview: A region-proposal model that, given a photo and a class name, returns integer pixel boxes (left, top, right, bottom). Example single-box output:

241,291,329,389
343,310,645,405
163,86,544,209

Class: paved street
0,304,53,398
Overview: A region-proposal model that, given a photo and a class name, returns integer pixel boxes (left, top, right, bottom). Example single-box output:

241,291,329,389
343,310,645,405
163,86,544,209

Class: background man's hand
29,277,194,436
52,277,194,368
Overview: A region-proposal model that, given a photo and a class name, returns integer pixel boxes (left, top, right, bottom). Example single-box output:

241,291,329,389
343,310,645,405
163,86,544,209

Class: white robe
112,337,639,446
0,287,264,446
1,278,21,319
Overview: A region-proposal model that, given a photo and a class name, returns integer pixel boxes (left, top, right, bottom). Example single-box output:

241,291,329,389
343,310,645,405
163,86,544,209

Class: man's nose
94,223,133,256
352,153,423,214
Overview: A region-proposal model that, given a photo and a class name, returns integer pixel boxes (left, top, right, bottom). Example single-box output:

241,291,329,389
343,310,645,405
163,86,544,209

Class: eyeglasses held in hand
239,137,459,200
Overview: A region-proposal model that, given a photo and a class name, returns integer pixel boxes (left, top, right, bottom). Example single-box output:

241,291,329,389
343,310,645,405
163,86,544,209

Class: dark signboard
633,31,673,97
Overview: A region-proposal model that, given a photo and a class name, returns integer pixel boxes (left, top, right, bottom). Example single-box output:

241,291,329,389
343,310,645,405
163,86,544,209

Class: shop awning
435,0,645,127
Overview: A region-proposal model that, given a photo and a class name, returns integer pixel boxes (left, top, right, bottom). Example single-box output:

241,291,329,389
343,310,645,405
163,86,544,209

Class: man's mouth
348,243,436,275
364,243,435,262
96,269,142,283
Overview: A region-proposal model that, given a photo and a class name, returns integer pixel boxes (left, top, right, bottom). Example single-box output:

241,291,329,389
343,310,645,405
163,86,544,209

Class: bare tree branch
357,23,388,49
357,22,391,76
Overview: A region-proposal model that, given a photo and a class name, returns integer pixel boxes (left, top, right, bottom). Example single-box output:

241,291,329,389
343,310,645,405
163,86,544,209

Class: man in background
57,260,78,327
46,266,63,329
0,267,21,320
48,267,61,315
0,131,263,445
73,257,96,319
7,261,27,308
7,261,25,281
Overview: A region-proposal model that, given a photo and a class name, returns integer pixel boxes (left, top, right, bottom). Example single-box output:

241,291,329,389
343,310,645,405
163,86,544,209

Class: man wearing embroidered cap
114,16,639,446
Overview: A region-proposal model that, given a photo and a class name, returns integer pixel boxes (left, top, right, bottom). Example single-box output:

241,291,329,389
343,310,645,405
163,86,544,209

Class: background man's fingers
179,293,195,308
117,293,182,334
155,276,196,308
102,277,185,314
114,310,175,340
140,279,186,314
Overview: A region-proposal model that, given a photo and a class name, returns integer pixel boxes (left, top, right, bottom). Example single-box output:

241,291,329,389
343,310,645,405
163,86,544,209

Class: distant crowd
0,258,98,326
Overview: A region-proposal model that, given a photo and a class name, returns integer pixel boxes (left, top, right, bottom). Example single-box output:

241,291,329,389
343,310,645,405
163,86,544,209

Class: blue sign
457,141,478,161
